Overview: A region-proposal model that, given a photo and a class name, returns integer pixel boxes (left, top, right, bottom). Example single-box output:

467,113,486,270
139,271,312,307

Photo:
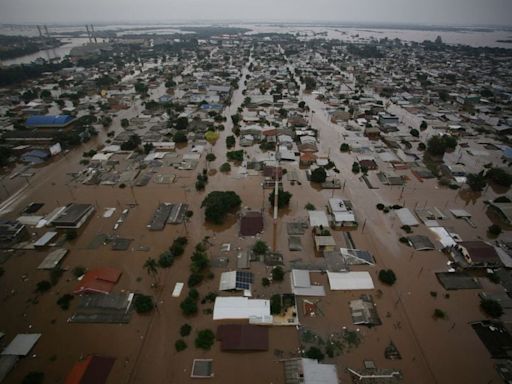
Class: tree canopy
201,191,242,224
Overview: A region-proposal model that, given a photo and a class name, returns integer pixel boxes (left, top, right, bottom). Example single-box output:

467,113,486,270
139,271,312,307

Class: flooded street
0,23,510,384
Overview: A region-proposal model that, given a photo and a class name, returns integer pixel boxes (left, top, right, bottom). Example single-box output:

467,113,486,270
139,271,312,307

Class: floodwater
0,41,507,384
0,37,93,66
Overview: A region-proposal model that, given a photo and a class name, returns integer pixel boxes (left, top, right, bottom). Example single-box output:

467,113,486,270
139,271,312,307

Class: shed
65,355,115,384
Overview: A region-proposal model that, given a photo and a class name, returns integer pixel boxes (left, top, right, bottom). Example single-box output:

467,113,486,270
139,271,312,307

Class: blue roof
503,146,512,160
25,115,74,127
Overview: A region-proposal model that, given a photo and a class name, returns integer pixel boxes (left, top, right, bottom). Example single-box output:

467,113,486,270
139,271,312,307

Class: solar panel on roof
235,271,253,290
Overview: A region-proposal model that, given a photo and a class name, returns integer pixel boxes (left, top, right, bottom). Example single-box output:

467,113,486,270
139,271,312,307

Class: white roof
292,269,311,287
450,209,471,218
102,145,121,153
308,211,329,228
302,358,339,384
219,271,237,291
395,208,420,226
91,153,113,162
327,271,375,290
429,227,457,248
333,212,355,223
172,282,184,297
291,270,326,296
213,297,270,320
1,334,41,356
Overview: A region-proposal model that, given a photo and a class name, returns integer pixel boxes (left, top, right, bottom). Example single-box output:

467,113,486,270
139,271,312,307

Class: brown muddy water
0,57,506,384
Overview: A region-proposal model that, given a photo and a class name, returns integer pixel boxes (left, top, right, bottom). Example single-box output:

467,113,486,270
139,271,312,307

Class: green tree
269,190,292,208
272,266,284,281
310,167,327,183
206,153,216,162
143,257,160,285
305,203,316,210
180,323,192,337
488,224,502,236
220,162,231,173
410,128,419,137
143,142,154,154
173,131,187,143
195,329,215,350
486,168,512,188
427,135,446,157
252,240,269,255
176,116,189,130
175,339,187,352
339,143,350,152
225,135,236,148
466,172,487,192
201,191,242,224
270,294,282,314
134,294,154,314
158,251,175,268
378,269,397,285
305,346,325,361
121,118,129,128
227,150,244,162
180,296,198,315
36,280,52,293
420,120,428,130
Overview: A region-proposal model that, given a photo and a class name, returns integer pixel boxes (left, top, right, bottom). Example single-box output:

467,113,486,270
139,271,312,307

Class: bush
173,131,188,144
495,196,511,203
305,346,325,361
134,295,154,314
180,296,198,316
433,309,446,319
305,203,316,210
175,339,187,352
188,288,199,301
272,266,284,282
481,298,503,318
253,240,269,255
401,225,412,233
220,162,231,173
180,324,192,337
262,277,270,287
206,153,216,162
399,237,409,244
352,162,360,174
376,203,385,210
378,269,397,285
36,280,52,293
488,224,502,236
195,329,215,350
270,294,282,315
57,294,74,310
410,128,419,137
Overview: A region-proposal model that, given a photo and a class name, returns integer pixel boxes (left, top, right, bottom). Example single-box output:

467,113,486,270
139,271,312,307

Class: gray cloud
0,0,511,26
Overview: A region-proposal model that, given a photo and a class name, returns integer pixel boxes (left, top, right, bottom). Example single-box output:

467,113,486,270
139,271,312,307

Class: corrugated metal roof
1,334,41,356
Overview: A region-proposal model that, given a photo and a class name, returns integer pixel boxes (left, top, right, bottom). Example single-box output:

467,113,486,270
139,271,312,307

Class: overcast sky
1,0,511,26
